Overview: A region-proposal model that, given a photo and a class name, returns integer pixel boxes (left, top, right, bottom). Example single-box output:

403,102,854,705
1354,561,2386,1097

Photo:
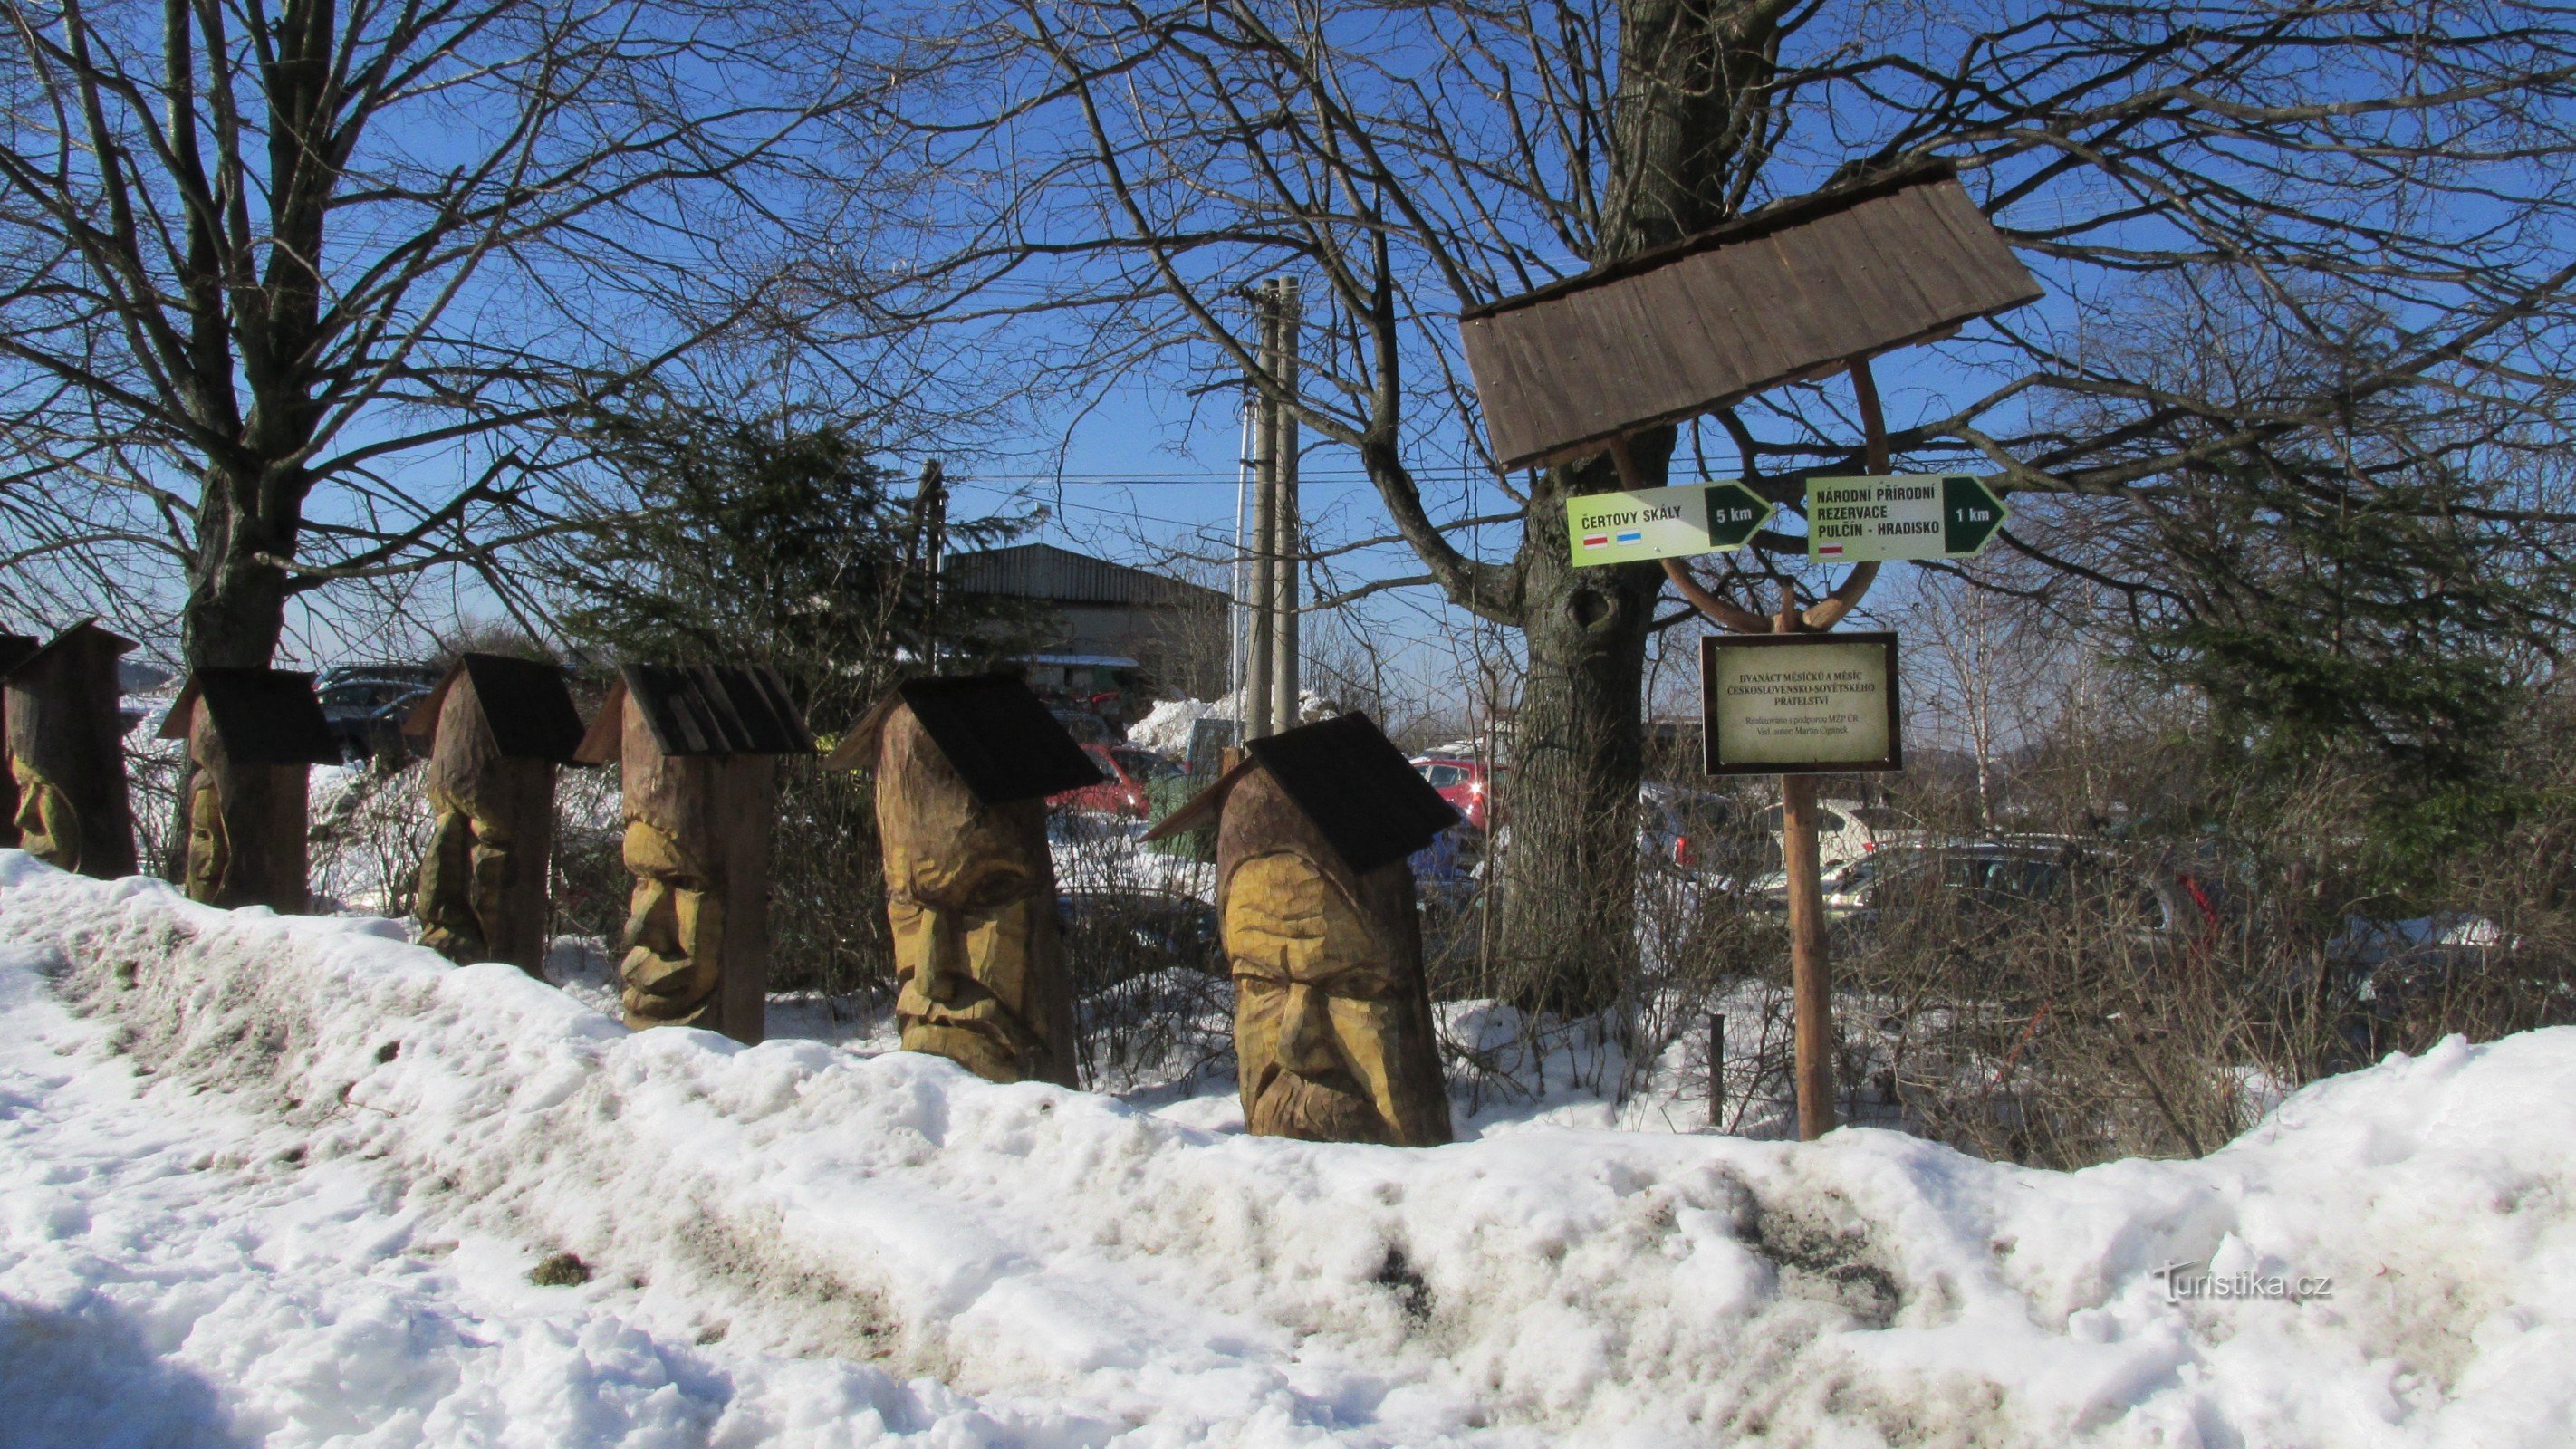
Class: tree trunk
165,469,301,879
1487,0,1783,1013
1500,446,1668,1015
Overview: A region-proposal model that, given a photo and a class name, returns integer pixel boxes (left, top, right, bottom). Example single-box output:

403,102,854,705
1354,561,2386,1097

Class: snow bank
5,856,2574,1446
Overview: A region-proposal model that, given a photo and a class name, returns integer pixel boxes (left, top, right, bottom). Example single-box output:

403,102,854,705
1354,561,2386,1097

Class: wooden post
1654,357,1892,1141
1246,282,1281,737
1708,1012,1726,1128
190,711,308,910
1777,641,1836,1137
620,699,778,1042
5,623,139,878
1273,275,1302,732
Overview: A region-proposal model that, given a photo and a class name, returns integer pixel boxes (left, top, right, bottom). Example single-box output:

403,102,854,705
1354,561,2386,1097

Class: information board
1700,632,1903,775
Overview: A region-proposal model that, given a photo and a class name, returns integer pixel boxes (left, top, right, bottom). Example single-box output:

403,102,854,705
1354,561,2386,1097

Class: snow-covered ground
4,855,2573,1447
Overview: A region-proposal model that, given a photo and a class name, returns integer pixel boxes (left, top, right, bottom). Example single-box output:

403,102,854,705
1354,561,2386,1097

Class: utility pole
1270,276,1301,734
910,459,947,675
1245,283,1280,736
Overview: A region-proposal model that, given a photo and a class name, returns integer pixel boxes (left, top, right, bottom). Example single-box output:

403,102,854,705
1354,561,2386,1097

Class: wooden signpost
159,668,341,912
404,654,588,974
4,621,140,878
1458,162,2042,1141
573,663,813,1044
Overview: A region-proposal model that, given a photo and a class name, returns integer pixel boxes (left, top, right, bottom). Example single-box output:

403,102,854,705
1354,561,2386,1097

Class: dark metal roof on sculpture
824,673,1104,804
159,668,341,765
1458,165,2043,471
5,620,136,683
1145,712,1459,875
404,653,589,763
574,662,815,763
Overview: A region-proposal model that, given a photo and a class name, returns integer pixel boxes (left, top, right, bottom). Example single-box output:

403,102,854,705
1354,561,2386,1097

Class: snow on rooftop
2,853,2572,1445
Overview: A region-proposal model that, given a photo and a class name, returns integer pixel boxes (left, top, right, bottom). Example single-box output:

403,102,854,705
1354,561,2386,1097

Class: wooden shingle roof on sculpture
824,673,1104,804
1458,165,2043,471
158,668,341,765
5,619,136,681
1145,713,1459,875
403,653,588,763
573,663,814,764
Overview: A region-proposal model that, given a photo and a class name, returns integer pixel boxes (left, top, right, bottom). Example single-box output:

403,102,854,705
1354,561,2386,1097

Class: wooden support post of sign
1708,1012,1726,1128
1650,358,1890,1140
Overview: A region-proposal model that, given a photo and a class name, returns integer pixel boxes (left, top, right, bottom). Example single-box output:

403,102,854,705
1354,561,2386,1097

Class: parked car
317,665,443,763
1052,743,1185,819
1747,797,1889,870
1411,753,1504,830
1778,840,2225,945
1639,782,1747,878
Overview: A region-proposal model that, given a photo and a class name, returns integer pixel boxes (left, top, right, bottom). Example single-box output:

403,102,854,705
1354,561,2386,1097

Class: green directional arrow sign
1567,481,1773,568
1941,475,2007,555
1806,474,2010,562
1705,481,1774,550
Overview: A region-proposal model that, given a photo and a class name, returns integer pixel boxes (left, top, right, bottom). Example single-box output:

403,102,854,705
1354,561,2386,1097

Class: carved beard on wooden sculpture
12,761,78,870
876,705,1077,1087
416,790,517,965
1218,768,1451,1147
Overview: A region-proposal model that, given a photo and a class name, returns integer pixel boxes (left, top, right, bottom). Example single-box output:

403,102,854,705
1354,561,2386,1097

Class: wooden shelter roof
572,663,813,763
823,673,1103,804
5,620,135,682
1458,165,2042,471
403,653,588,763
1145,713,1458,876
159,668,340,765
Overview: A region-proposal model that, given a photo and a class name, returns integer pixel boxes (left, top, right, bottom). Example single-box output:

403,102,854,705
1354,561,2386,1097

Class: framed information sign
1700,632,1902,776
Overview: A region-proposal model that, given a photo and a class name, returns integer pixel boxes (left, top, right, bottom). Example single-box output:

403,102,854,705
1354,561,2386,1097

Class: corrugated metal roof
1459,166,2042,471
948,543,1226,609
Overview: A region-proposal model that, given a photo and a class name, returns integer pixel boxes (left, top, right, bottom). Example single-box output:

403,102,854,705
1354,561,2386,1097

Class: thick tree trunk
1489,0,1783,1014
165,471,301,880
1501,446,1668,1015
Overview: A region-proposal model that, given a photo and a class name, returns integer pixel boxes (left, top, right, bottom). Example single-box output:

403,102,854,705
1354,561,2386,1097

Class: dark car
317,665,444,763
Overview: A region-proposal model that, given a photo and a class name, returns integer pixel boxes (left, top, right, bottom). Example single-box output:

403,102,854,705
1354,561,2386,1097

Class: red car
1411,754,1504,831
1052,744,1185,819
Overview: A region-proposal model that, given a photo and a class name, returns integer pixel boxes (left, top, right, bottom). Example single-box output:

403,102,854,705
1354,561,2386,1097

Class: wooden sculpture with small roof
575,662,812,1043
827,674,1103,1087
405,653,588,974
159,668,340,911
1147,713,1459,1146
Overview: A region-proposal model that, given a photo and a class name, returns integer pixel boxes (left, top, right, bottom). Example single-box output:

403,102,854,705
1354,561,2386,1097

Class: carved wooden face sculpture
1218,769,1450,1147
184,768,229,899
11,760,77,869
876,705,1074,1085
620,816,723,1027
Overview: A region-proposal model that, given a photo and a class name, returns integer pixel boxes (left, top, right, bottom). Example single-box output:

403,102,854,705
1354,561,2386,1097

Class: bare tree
0,0,905,667
859,0,2576,1009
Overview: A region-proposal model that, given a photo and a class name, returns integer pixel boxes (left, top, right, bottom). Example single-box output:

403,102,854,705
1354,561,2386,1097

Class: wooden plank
1460,168,2043,470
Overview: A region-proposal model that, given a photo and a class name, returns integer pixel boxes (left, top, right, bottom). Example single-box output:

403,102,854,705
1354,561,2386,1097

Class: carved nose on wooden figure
1279,983,1340,1079
918,907,966,1004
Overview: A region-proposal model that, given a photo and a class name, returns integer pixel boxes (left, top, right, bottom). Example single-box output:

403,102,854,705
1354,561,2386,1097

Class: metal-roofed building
947,543,1226,701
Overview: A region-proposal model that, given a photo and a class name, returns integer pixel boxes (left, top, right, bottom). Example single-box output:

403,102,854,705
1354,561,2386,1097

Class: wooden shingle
1459,166,2042,471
